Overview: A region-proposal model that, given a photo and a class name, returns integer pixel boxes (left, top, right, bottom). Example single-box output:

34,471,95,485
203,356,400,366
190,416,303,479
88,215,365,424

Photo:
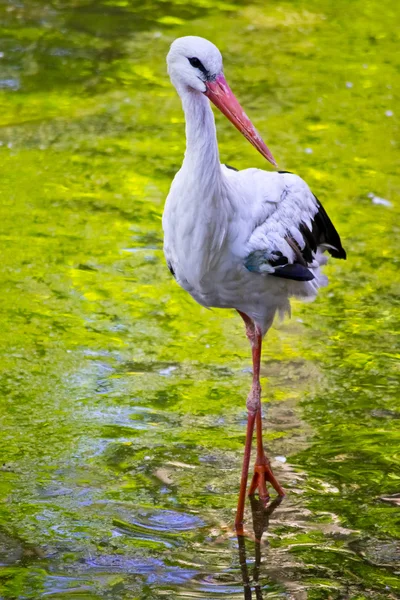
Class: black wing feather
246,174,346,282
271,263,315,281
167,261,176,278
298,223,316,262
312,196,346,259
278,172,346,261
273,195,346,281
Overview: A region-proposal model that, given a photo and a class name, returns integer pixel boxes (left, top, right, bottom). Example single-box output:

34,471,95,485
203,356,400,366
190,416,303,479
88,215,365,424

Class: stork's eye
188,57,210,80
188,57,205,71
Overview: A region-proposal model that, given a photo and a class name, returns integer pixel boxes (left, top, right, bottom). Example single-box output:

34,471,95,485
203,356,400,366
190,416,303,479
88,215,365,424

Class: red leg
248,406,285,499
235,311,259,532
235,312,285,532
248,330,285,500
235,410,256,534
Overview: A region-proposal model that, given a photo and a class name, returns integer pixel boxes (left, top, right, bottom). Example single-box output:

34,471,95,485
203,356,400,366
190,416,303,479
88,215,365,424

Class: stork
162,36,346,532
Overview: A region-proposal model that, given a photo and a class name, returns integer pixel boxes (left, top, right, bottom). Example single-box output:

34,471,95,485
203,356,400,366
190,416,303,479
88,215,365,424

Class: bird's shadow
237,495,283,599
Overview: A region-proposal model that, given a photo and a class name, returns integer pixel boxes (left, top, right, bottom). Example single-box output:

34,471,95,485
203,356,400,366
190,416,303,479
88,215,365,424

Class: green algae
0,0,399,598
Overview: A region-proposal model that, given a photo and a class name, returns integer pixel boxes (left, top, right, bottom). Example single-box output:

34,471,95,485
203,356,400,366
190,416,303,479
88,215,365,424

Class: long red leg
248,407,285,499
235,410,256,534
248,331,285,500
235,312,285,532
235,311,262,532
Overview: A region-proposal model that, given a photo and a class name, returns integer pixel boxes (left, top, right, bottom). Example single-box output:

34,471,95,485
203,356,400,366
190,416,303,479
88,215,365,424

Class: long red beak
205,74,277,167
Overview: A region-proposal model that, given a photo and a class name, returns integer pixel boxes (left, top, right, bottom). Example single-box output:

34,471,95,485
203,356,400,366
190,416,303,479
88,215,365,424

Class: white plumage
165,167,327,333
162,36,345,530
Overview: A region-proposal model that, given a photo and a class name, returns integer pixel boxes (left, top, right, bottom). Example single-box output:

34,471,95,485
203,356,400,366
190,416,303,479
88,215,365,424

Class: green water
0,0,399,598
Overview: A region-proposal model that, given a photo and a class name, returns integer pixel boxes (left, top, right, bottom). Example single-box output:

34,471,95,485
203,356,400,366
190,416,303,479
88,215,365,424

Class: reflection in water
238,496,283,599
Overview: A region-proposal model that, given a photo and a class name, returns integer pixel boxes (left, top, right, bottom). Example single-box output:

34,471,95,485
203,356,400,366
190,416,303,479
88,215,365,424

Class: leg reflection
237,495,284,599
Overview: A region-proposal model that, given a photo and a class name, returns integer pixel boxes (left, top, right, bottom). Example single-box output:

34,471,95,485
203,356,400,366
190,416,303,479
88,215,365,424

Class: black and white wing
242,171,346,281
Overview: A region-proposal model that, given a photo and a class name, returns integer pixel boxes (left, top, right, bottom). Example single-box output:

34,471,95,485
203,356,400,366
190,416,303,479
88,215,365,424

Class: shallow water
0,0,399,598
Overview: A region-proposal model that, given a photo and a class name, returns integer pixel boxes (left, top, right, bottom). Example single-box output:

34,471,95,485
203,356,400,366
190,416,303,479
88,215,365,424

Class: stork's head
167,36,277,167
167,36,222,93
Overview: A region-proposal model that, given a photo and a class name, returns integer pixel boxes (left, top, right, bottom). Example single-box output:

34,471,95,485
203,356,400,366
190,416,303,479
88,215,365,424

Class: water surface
0,0,399,598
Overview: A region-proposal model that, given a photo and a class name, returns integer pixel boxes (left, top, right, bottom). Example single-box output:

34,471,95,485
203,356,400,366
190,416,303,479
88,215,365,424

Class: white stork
162,36,346,532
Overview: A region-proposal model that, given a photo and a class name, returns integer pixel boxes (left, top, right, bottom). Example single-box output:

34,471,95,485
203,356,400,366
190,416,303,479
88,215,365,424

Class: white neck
164,85,229,288
179,88,221,189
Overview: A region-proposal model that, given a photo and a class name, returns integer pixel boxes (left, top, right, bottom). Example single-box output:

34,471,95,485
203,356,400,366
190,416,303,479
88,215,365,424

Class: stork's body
163,37,346,531
165,164,334,334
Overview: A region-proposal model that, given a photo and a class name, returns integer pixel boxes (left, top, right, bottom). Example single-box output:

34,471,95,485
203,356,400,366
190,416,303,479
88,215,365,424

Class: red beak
205,74,277,167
